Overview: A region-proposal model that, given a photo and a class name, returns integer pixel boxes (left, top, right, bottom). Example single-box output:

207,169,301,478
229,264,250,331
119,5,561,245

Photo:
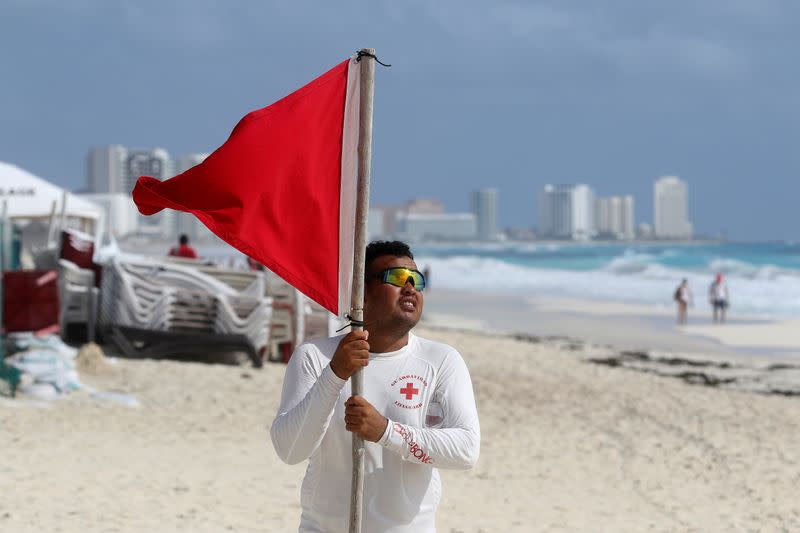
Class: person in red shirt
168,234,198,259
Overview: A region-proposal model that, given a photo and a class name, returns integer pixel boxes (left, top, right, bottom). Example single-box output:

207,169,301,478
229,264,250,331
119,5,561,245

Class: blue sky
1,1,798,241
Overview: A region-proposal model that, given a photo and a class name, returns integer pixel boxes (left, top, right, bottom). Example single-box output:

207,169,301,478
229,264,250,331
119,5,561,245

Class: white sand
681,321,800,352
2,324,799,532
534,296,800,355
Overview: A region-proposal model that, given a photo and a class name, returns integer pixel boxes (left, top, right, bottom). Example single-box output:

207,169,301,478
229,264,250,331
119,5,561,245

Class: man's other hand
344,395,388,442
330,330,370,380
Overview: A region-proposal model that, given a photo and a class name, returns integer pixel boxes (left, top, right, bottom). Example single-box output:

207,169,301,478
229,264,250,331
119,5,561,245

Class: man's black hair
365,240,414,274
179,234,189,245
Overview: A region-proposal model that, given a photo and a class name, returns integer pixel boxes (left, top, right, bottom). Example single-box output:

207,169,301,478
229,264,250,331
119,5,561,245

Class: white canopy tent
0,161,102,224
0,162,105,269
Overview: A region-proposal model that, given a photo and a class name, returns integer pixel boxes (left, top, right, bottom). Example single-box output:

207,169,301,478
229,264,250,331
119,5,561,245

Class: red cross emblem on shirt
400,382,419,400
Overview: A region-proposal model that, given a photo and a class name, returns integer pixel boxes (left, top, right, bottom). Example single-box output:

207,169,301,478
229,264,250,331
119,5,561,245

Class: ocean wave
417,254,800,319
603,252,676,279
707,258,798,281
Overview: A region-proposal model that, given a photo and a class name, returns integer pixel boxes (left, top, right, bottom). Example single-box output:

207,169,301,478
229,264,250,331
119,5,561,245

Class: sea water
188,240,800,320
414,242,800,320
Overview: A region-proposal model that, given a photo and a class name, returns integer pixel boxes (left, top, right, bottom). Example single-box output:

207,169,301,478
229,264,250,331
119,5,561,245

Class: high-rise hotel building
654,176,692,239
595,195,635,240
87,145,173,194
538,184,594,240
471,188,498,241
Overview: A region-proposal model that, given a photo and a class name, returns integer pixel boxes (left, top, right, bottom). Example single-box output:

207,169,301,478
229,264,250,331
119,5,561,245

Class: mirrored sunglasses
374,267,426,291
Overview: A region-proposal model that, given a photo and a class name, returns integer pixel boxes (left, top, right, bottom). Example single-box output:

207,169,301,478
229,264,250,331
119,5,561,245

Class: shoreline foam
424,288,800,359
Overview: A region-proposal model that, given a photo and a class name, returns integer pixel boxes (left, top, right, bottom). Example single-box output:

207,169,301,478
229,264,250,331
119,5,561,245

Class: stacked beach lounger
298,293,343,342
57,259,96,331
99,256,272,366
165,258,297,361
262,270,344,361
262,270,303,362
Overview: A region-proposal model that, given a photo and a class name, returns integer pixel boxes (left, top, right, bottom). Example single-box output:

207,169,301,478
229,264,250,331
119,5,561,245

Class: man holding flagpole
270,240,480,533
131,50,478,531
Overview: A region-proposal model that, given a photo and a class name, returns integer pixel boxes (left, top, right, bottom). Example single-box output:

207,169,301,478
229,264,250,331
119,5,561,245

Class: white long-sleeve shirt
270,332,480,533
709,281,729,302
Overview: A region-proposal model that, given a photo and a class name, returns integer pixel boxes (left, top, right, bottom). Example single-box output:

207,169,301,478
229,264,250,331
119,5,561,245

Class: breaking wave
416,243,800,319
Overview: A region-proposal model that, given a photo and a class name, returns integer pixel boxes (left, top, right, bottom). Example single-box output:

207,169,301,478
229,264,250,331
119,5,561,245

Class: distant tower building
595,195,634,240
87,145,174,194
595,197,612,238
87,145,176,237
654,176,692,239
538,184,594,240
471,188,498,241
87,145,127,194
125,148,175,236
124,148,173,193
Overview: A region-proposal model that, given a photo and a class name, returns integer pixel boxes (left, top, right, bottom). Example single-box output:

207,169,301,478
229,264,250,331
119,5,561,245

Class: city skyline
81,143,695,241
2,2,798,241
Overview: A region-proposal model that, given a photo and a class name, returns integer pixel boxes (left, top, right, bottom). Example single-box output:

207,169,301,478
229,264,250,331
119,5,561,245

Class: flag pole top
355,48,391,67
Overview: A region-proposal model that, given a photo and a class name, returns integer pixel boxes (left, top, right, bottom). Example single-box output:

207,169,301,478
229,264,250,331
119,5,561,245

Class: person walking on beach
674,279,693,325
168,234,198,259
709,273,730,324
270,240,480,533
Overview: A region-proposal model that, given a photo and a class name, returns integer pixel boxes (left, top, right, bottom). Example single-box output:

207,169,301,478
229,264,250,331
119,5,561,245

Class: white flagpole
349,47,376,533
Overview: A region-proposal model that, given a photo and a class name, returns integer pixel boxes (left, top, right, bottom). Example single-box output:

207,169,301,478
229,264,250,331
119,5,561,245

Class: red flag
132,58,361,316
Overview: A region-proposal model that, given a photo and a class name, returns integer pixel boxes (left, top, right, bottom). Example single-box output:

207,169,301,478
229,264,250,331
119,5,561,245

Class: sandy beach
2,311,800,532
